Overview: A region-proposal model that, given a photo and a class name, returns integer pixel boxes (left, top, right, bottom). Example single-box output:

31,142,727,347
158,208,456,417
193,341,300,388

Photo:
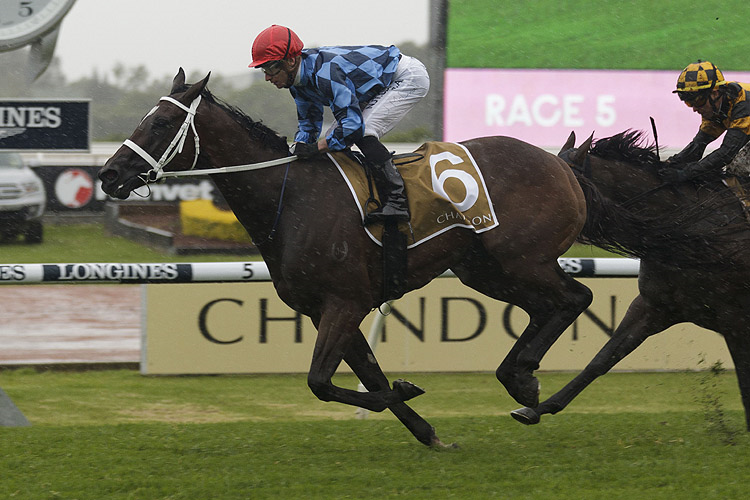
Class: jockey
660,60,750,183
248,24,430,225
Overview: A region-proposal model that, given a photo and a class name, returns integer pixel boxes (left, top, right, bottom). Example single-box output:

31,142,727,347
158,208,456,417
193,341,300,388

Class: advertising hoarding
444,68,750,149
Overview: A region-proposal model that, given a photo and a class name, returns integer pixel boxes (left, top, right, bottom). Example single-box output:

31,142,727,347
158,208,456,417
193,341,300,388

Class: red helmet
249,25,304,68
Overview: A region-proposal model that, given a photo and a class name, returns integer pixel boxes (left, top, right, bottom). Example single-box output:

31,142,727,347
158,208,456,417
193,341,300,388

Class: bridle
123,95,203,184
122,94,297,185
120,92,298,244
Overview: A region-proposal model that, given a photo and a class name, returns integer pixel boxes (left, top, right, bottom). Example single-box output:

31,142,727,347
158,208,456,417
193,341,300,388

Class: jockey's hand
290,141,320,159
658,167,688,184
658,162,702,184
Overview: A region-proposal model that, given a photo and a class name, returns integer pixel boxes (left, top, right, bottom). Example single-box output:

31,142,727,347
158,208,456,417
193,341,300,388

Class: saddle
330,142,500,302
341,149,424,212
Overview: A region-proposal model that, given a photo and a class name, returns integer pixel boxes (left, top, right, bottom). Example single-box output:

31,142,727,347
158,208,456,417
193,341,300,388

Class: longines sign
0,99,89,151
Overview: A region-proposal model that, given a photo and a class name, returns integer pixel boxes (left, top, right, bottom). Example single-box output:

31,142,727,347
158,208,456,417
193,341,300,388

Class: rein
122,94,298,184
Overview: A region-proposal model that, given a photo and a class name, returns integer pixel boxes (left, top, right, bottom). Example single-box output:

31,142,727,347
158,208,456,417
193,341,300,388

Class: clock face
0,0,77,51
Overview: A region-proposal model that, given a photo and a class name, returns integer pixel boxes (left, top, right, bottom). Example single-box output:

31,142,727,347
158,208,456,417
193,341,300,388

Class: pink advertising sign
443,68,750,150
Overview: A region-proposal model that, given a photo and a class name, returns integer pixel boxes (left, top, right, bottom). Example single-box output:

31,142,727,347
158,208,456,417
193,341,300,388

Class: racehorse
98,69,593,447
511,130,750,431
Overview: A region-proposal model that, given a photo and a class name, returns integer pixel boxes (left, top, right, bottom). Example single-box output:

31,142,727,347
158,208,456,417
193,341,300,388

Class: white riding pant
326,55,431,140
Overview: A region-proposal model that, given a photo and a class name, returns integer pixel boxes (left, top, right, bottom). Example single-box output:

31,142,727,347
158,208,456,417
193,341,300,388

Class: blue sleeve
292,92,324,144
324,63,365,150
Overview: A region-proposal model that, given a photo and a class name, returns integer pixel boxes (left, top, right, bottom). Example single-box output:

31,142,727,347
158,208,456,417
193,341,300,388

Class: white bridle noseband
123,95,202,182
121,94,297,183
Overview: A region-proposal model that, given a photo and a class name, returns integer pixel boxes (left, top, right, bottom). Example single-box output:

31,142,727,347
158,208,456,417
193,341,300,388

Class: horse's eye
153,117,172,129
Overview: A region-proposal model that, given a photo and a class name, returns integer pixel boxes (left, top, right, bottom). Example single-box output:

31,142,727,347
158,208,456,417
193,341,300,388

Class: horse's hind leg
453,253,592,407
344,331,448,447
497,264,592,407
722,331,750,431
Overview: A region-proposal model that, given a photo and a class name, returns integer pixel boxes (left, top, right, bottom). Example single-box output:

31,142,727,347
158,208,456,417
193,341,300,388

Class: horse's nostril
99,168,118,183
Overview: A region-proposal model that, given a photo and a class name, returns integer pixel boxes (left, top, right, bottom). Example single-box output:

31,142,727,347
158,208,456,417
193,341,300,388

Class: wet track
0,285,140,365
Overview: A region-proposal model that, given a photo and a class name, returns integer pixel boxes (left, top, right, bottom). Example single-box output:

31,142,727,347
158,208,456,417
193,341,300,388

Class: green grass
0,370,747,499
447,0,750,71
0,224,257,263
0,223,619,263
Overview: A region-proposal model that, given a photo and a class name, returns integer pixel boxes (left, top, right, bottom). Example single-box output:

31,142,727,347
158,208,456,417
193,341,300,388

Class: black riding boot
364,158,411,225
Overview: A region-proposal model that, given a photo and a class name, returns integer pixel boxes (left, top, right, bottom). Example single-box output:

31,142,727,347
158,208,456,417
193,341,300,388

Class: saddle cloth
327,141,499,248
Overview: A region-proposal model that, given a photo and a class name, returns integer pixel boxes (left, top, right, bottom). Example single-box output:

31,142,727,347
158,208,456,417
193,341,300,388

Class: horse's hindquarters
462,136,586,260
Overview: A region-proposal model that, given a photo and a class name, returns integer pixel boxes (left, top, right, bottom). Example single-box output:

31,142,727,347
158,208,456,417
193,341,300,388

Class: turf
0,223,618,263
1,370,747,499
0,224,257,263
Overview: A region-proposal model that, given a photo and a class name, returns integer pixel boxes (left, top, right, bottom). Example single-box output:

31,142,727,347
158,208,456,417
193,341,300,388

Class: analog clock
0,0,77,52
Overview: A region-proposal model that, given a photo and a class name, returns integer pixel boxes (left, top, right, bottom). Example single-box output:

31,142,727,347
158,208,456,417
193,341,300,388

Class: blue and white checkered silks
291,46,429,151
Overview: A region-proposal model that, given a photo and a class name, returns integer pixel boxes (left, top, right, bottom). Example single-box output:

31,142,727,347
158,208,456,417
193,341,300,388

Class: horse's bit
122,95,202,184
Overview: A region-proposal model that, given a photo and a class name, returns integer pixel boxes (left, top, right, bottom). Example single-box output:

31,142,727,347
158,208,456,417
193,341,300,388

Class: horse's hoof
430,436,460,449
498,373,540,407
510,407,541,425
393,379,425,401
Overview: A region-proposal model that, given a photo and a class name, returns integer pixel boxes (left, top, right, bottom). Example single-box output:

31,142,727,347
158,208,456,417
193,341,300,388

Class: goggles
678,91,708,108
260,61,283,76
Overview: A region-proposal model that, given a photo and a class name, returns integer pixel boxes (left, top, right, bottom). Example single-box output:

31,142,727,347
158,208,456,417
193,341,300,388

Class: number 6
430,151,479,212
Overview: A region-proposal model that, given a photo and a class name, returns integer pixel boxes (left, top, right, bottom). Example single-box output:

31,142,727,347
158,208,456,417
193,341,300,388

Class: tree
1,45,436,143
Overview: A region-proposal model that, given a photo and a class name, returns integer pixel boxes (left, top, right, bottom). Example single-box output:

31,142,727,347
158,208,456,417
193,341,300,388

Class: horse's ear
571,133,594,166
181,72,211,103
171,68,186,94
559,131,576,155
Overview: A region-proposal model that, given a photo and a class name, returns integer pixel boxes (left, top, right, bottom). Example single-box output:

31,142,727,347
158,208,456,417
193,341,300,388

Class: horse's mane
589,129,661,168
173,83,289,154
575,130,750,266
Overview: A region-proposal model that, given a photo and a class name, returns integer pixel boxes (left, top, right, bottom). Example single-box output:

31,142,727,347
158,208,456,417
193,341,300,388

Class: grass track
1,370,747,499
4,3,750,497
0,223,616,263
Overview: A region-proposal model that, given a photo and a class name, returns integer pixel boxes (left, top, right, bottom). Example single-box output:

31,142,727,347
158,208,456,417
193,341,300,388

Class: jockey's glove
290,141,320,159
658,162,707,184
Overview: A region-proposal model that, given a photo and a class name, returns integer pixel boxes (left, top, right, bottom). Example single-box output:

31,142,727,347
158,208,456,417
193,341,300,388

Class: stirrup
363,205,410,225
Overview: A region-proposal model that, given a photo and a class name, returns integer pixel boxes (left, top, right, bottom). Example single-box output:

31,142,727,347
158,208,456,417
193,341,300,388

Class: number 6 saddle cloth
327,141,499,248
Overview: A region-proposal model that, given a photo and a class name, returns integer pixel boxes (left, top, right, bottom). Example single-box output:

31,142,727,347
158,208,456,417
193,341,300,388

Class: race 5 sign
443,68,750,149
0,99,89,151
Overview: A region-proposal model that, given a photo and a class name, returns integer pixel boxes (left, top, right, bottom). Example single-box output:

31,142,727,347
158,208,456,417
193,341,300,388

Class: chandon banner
0,100,90,151
142,279,730,375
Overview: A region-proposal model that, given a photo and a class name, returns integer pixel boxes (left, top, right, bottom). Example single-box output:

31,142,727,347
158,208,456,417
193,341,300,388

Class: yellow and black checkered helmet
673,60,727,95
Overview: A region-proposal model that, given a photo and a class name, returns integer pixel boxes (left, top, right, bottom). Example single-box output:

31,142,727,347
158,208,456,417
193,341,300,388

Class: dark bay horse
511,130,750,431
99,69,593,447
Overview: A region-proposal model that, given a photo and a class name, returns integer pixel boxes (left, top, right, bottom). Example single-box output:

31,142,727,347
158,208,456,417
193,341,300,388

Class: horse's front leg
307,303,424,412
344,329,453,447
722,330,750,431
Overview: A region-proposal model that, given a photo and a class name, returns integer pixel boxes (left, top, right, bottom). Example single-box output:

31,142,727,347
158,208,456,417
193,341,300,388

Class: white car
0,152,45,244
